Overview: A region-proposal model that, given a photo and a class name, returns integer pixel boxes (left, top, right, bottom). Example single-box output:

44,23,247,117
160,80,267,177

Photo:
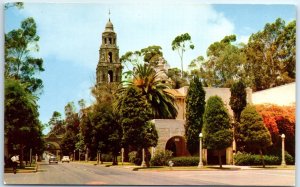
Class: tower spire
108,9,111,21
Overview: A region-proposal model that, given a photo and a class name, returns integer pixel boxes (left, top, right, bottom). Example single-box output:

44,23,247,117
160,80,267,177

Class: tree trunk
20,144,24,168
100,153,103,164
218,150,222,168
112,155,118,165
259,149,265,168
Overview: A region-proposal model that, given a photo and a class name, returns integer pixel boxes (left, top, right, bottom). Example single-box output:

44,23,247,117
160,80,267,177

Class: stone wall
252,82,295,106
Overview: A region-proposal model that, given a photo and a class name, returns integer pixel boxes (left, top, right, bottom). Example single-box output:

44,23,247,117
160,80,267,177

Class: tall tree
229,80,247,153
61,102,80,155
185,76,206,155
5,17,44,93
239,105,272,168
166,67,189,89
171,33,194,78
230,80,247,122
245,18,295,91
199,35,247,88
118,87,158,166
5,79,43,167
202,96,232,168
140,45,163,67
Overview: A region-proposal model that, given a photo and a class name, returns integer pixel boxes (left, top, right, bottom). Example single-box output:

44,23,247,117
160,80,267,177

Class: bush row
234,152,294,165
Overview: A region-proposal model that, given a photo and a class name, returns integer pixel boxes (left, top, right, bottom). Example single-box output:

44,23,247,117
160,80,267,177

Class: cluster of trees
50,60,178,166
187,19,295,91
4,3,45,167
48,17,295,168
185,79,291,168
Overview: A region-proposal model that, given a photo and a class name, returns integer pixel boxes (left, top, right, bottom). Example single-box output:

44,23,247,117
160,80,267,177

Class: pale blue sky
3,1,296,134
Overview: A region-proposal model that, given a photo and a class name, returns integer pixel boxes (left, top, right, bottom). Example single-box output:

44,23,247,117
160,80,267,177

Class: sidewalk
4,162,39,173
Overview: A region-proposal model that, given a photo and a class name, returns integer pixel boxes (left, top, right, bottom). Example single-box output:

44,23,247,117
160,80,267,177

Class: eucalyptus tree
199,35,247,88
5,17,44,93
171,33,194,78
245,18,296,91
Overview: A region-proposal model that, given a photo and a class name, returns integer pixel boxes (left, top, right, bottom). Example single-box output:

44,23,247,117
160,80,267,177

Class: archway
165,136,190,157
108,52,113,63
108,70,113,82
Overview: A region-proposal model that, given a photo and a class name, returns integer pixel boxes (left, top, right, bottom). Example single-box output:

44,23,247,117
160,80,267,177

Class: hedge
170,157,199,166
234,152,294,165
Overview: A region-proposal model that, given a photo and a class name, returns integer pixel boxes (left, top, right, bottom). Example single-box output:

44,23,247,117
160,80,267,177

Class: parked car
49,156,58,164
62,156,70,163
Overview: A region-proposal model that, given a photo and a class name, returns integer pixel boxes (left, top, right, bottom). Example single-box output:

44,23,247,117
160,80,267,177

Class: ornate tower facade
96,18,122,86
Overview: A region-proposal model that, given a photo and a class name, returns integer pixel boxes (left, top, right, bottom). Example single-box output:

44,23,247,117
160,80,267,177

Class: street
4,161,295,186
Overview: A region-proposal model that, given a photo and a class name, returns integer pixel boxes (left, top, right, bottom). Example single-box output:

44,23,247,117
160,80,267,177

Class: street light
198,133,203,168
73,150,75,161
281,134,286,167
141,148,146,167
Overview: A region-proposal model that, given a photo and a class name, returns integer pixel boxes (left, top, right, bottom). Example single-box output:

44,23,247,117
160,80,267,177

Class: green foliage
118,63,177,119
128,151,138,164
166,67,189,89
239,105,272,150
5,17,44,93
234,152,294,165
203,96,232,168
118,87,158,149
230,80,247,122
245,18,295,91
140,45,163,67
150,150,173,166
203,96,232,150
5,78,44,165
199,35,247,88
171,33,194,78
171,157,201,166
185,76,206,155
4,2,24,10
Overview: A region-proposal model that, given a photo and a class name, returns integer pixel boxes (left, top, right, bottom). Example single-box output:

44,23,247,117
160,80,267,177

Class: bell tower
96,16,122,86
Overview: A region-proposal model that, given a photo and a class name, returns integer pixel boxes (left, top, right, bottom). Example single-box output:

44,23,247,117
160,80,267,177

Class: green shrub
171,157,199,166
234,152,294,165
101,154,113,162
128,151,138,164
150,150,173,166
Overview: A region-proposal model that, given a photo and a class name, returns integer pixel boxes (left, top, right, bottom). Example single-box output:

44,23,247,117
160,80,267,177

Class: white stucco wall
252,82,295,106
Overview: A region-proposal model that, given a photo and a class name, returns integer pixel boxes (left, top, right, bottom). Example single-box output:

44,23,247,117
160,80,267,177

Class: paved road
3,161,295,186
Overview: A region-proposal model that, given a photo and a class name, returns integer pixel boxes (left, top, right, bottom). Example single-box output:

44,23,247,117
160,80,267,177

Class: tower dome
105,19,114,32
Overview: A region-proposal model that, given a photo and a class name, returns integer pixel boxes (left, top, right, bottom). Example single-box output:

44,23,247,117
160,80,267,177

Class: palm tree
116,63,177,119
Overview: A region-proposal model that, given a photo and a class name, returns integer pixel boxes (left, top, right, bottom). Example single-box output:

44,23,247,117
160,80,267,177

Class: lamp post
141,148,146,167
281,134,286,167
73,150,75,161
79,149,81,162
198,133,203,168
121,148,124,165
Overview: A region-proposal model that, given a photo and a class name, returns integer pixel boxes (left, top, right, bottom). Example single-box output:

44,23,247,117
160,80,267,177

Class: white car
61,156,70,163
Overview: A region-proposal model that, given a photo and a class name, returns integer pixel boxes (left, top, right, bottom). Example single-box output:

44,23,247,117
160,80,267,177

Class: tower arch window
109,38,112,44
108,70,113,83
108,52,113,63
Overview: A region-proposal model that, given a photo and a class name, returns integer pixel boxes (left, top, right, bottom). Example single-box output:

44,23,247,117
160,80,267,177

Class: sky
3,1,297,134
